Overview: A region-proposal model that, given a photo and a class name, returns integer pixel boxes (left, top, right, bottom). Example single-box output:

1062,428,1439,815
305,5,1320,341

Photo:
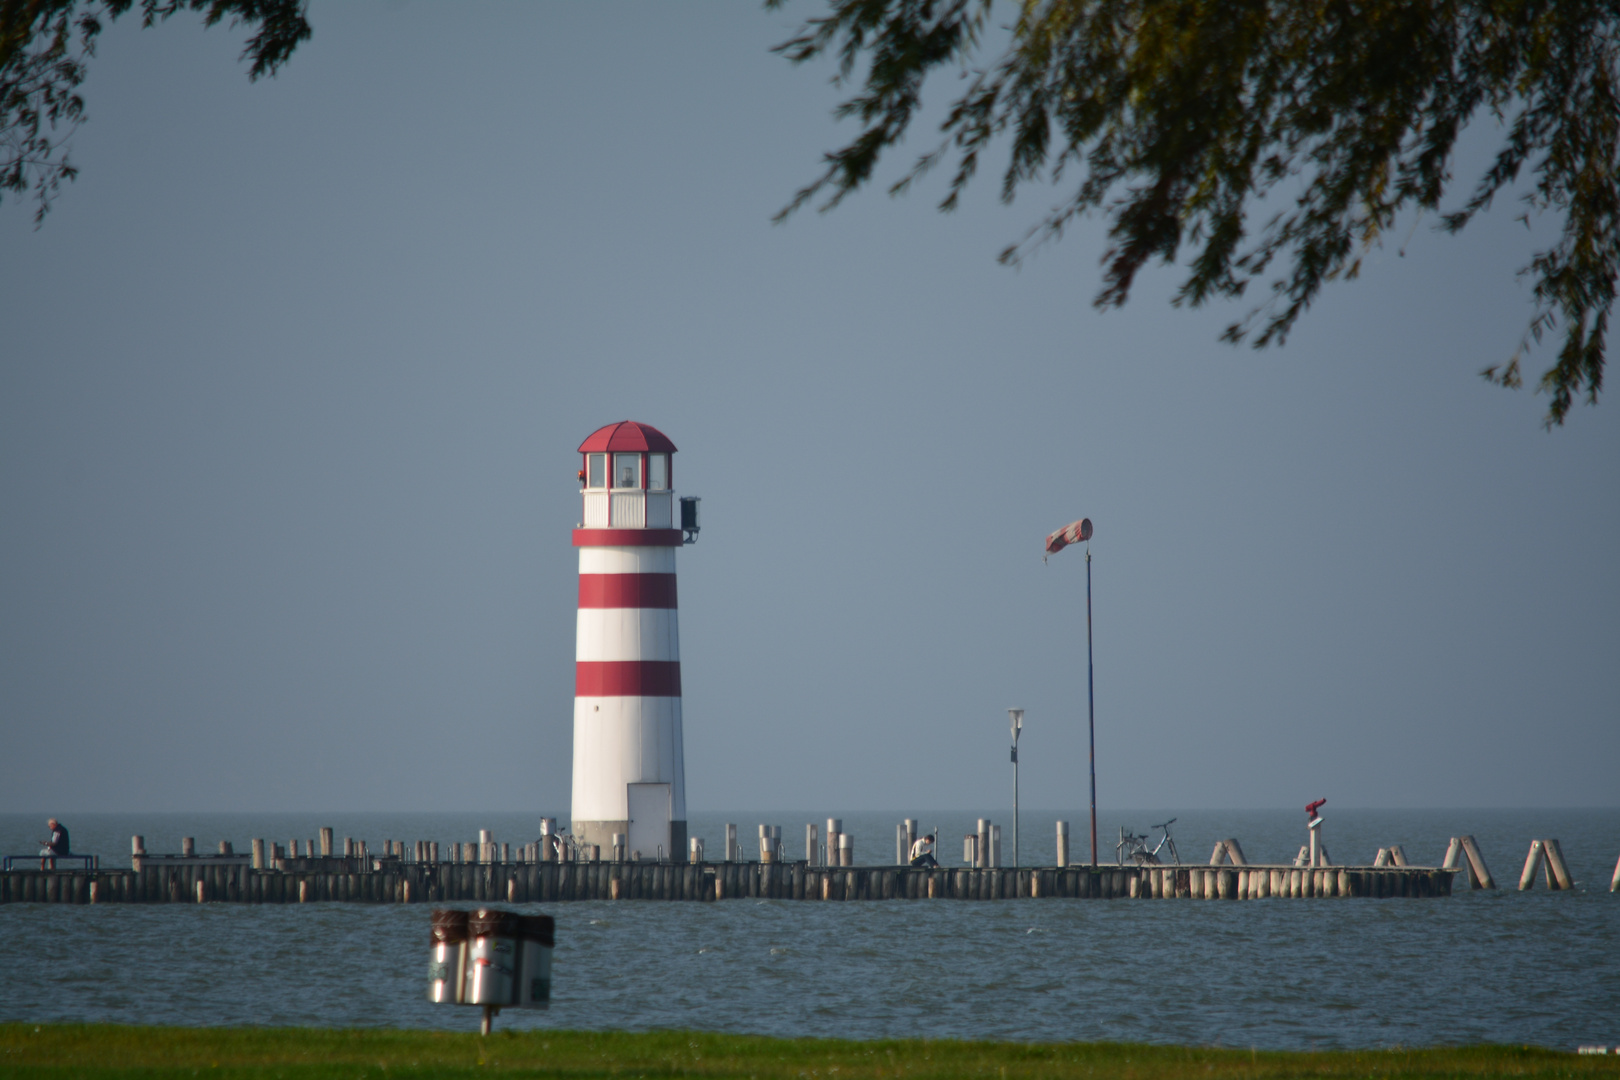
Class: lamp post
1008,708,1024,867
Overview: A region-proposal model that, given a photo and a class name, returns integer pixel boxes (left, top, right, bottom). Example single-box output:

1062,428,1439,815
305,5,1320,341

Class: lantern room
577,421,677,530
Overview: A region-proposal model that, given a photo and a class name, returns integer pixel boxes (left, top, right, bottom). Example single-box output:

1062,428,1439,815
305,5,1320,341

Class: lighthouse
570,421,697,862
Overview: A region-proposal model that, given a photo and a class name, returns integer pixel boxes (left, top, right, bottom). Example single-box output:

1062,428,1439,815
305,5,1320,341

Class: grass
1,1024,1615,1079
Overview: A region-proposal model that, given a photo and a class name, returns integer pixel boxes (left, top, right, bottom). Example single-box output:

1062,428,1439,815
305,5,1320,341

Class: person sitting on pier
909,832,938,868
38,818,69,868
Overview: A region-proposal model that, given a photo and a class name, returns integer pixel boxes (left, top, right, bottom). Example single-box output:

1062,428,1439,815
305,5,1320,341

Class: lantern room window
586,454,606,489
648,453,669,491
614,453,641,489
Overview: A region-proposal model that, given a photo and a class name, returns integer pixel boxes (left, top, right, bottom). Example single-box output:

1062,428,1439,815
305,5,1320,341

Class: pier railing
2,854,98,873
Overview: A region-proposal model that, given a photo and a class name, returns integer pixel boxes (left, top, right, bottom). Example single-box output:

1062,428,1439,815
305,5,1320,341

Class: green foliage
0,0,310,222
771,0,1618,426
3,1023,1618,1080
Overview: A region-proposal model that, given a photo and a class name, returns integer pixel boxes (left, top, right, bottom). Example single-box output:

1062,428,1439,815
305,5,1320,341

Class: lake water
2,809,1617,1050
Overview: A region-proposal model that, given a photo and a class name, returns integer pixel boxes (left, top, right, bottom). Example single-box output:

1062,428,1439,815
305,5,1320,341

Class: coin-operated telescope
428,908,553,1033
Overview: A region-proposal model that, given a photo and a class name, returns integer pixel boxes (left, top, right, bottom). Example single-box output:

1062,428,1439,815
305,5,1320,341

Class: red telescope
1306,798,1326,820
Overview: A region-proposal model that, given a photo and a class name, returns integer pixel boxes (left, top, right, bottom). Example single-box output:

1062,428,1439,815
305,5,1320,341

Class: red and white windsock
570,421,692,862
1044,517,1093,559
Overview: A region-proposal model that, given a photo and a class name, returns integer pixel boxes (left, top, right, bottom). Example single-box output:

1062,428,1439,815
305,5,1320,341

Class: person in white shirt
908,832,937,868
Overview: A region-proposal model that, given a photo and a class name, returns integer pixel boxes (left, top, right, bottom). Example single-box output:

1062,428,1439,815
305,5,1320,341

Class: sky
2,3,1615,816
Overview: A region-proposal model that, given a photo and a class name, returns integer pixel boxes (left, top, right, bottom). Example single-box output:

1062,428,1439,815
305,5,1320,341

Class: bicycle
1116,818,1179,865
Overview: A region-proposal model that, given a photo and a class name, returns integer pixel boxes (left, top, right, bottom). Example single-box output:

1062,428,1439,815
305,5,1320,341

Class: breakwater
2,858,1455,904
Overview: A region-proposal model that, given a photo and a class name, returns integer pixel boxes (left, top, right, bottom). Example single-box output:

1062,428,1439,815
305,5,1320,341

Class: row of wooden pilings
0,861,1457,905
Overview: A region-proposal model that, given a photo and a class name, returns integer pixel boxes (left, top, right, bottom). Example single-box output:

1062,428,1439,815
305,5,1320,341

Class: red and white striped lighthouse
569,421,695,862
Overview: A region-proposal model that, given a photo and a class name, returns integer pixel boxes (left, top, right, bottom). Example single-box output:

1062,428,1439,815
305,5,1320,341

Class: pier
2,857,1455,904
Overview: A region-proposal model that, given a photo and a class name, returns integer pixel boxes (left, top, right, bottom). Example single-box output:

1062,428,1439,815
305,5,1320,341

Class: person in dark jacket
39,818,70,868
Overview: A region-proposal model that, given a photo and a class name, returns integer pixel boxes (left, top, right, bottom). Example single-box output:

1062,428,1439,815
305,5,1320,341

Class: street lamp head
1008,708,1024,738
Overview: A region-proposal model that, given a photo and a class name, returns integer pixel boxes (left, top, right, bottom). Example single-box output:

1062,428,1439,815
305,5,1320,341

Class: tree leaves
771,0,1619,425
0,0,310,224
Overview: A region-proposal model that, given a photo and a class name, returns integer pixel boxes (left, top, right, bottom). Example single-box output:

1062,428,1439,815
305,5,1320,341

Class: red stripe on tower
574,660,683,697
577,574,678,609
572,528,683,547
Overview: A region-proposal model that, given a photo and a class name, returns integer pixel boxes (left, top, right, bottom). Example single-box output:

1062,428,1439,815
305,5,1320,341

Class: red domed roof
577,420,677,454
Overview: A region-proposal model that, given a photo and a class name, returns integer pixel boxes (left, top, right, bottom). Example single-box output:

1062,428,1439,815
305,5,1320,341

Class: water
3,809,1617,1050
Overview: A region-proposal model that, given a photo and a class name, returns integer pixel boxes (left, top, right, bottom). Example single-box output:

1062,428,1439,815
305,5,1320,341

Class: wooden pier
1,860,1456,905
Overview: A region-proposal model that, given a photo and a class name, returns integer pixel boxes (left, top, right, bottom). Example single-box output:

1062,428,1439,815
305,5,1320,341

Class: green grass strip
1,1024,1614,1080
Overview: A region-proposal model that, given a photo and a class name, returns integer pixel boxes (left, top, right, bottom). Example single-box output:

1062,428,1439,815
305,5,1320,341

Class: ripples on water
2,809,1616,1050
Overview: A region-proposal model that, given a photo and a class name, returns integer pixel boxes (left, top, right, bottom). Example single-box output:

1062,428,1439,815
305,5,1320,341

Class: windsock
1044,518,1093,560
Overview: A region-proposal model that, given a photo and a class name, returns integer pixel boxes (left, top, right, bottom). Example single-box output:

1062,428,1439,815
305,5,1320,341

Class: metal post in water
1008,708,1024,867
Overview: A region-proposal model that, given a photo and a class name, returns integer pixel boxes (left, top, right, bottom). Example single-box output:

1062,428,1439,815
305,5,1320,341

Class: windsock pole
1043,517,1097,867
1086,546,1097,867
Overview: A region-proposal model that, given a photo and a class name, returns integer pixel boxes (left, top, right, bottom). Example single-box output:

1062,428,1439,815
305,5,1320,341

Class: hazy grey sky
2,3,1615,815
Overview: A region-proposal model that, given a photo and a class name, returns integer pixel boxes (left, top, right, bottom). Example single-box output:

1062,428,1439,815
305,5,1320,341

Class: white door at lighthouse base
626,783,671,860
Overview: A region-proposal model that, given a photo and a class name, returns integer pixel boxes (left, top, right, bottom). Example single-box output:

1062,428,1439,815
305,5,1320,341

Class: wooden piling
1543,839,1575,890
1458,835,1495,889
1519,840,1545,890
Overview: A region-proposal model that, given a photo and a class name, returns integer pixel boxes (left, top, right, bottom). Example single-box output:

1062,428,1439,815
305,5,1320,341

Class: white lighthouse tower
570,421,696,861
